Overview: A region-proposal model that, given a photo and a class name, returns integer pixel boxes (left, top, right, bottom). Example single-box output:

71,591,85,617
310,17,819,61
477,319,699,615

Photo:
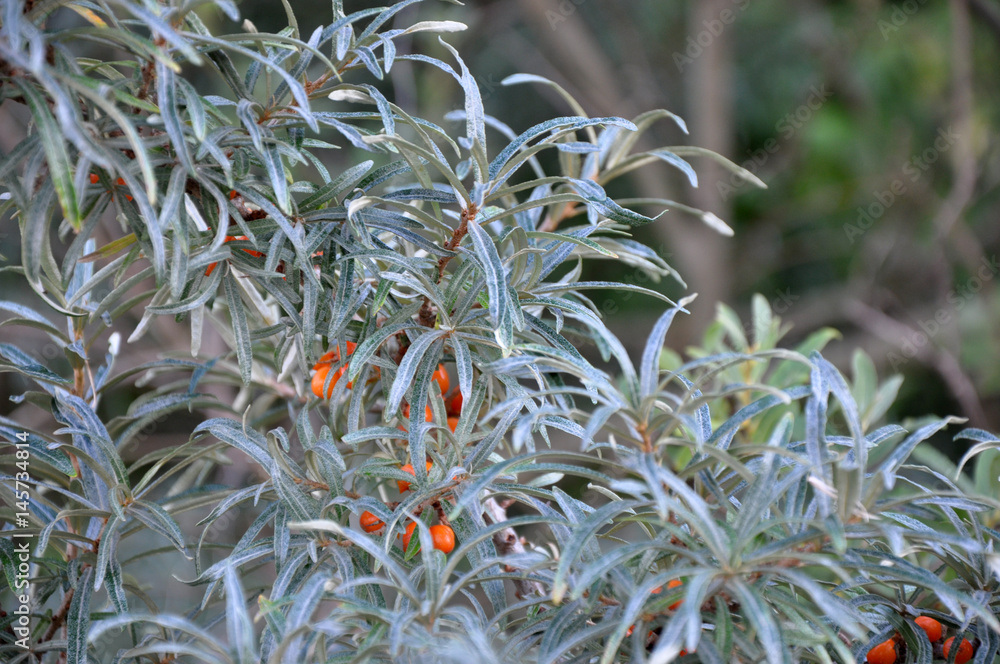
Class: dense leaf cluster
1,1,998,662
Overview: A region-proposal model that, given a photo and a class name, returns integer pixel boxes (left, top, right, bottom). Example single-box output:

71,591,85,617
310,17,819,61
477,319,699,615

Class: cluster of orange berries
204,191,265,276
867,616,975,664
356,460,456,555
89,172,132,201
310,341,359,397
626,579,686,653
310,342,463,432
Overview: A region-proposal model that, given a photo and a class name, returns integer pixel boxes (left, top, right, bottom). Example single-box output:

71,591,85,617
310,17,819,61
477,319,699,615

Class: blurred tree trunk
679,0,734,337
508,0,736,344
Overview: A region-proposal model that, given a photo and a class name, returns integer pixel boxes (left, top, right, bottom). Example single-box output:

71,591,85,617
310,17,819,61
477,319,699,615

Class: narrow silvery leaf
354,45,383,79
670,145,768,188
131,500,189,557
380,33,396,72
701,211,734,236
402,20,467,35
452,336,474,404
551,501,637,604
639,294,696,398
466,217,512,352
157,63,195,176
729,580,791,664
282,571,329,648
223,271,253,385
93,515,121,591
954,428,1000,476
14,81,79,229
66,567,94,664
438,38,487,179
194,419,272,468
177,76,207,141
335,23,352,60
236,99,265,152
387,329,447,417
52,391,128,485
224,564,257,663
814,354,865,464
649,149,698,187
262,142,290,213
358,84,395,135
880,416,964,489
299,159,373,209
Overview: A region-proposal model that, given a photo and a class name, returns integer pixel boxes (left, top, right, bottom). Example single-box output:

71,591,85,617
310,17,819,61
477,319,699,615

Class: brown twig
483,496,545,599
41,586,75,642
538,201,580,233
418,203,478,328
135,37,166,108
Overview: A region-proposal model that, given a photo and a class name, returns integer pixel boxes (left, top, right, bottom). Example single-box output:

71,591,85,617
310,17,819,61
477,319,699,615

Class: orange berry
229,190,238,199
432,364,449,394
315,341,357,368
359,511,384,533
400,521,417,551
446,390,463,416
89,173,99,184
866,639,897,664
311,364,347,398
401,402,434,423
204,235,262,276
447,416,459,432
311,364,332,398
398,403,431,433
429,524,455,554
113,177,132,200
914,616,942,643
943,637,973,664
397,460,433,492
225,235,263,258
666,579,683,610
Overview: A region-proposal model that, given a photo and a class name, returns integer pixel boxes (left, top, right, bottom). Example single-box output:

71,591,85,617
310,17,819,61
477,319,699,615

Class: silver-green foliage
1,1,999,663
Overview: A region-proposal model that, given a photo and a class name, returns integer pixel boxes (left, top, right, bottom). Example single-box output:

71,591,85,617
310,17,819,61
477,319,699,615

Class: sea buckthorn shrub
1,1,999,663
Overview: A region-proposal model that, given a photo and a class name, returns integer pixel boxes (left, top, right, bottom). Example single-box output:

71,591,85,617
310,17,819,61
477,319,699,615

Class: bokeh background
2,0,999,445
